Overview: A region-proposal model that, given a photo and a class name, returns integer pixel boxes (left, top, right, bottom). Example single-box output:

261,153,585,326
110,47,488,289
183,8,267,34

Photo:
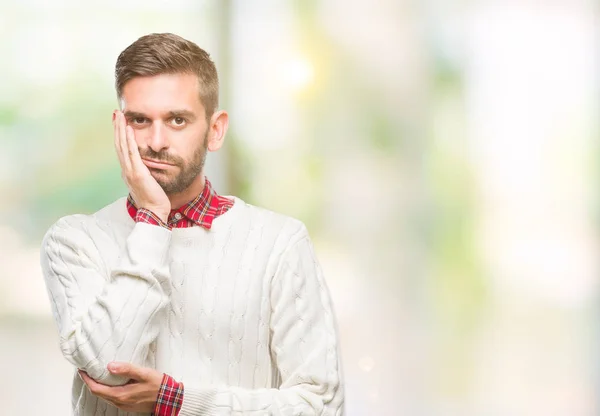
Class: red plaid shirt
127,177,233,230
127,177,233,416
154,374,184,416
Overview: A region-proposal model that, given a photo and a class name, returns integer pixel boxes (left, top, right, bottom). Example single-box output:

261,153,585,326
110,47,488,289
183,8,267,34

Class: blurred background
0,0,598,414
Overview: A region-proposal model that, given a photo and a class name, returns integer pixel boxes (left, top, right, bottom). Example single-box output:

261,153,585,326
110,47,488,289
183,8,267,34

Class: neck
167,173,205,210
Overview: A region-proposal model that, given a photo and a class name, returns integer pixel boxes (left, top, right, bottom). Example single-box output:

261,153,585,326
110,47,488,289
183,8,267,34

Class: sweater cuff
128,220,171,258
178,387,219,416
154,374,184,416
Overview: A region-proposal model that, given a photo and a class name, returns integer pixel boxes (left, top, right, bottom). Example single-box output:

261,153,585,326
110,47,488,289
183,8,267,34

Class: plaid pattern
133,208,171,230
153,373,184,416
127,177,234,230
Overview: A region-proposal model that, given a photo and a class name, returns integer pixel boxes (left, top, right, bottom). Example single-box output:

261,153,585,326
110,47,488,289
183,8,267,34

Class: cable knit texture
40,196,344,416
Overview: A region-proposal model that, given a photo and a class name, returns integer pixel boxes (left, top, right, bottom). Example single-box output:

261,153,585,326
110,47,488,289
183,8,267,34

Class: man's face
120,73,209,194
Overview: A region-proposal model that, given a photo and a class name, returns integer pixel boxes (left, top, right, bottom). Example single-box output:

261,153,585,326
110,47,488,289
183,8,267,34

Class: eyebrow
123,111,147,120
167,110,197,121
123,110,197,121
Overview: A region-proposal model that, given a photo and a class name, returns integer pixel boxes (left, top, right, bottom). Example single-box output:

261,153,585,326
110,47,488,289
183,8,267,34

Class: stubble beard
146,131,209,194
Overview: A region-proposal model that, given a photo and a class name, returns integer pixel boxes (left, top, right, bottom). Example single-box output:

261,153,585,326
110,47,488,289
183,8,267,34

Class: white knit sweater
40,196,344,416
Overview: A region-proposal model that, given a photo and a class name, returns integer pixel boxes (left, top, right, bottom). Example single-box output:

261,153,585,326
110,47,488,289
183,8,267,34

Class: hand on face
113,110,171,222
79,362,164,413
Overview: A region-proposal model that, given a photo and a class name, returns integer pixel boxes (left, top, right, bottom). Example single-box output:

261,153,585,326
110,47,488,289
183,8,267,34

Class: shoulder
43,213,93,243
40,213,96,271
232,197,309,245
41,198,130,252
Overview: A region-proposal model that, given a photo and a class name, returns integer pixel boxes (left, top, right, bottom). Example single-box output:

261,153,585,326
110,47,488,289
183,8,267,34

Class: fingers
108,362,148,381
115,111,145,178
79,370,115,398
113,111,125,170
79,369,136,408
81,366,162,413
126,124,146,174
117,112,132,172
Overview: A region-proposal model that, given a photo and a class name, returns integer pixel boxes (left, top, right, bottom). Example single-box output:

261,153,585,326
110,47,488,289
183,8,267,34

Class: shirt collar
126,177,227,229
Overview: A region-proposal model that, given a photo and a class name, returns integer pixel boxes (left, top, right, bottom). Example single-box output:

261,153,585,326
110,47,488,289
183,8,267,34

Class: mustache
139,149,182,165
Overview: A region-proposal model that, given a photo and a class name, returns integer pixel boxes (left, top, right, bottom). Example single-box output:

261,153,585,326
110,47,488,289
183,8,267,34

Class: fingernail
112,111,116,121
108,363,120,372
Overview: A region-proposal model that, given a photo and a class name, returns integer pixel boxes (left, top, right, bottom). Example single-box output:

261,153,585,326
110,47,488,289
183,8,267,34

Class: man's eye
132,117,146,124
172,117,186,126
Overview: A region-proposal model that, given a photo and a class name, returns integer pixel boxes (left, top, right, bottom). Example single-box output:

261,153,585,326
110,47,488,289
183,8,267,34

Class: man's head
116,33,219,120
114,33,227,195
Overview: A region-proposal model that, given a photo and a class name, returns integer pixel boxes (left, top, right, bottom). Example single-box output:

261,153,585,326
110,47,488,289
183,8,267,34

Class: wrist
154,212,169,224
135,208,170,229
141,206,169,223
154,373,184,416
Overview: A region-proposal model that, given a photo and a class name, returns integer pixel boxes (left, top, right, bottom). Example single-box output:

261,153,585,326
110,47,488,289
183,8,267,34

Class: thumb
107,362,147,380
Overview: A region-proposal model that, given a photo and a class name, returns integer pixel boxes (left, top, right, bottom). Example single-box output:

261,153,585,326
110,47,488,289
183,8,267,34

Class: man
40,33,344,416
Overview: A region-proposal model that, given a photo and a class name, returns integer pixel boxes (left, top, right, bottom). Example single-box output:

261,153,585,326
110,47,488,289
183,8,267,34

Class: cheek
134,135,144,148
179,128,206,155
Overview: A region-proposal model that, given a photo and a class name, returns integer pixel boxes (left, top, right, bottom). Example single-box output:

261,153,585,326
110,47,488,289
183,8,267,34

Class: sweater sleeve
40,216,171,386
178,226,344,416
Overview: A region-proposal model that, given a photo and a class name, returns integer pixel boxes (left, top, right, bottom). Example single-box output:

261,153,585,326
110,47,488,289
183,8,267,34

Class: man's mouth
141,158,175,169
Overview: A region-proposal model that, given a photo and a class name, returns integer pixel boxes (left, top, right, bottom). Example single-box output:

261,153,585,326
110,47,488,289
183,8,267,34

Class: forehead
120,73,204,116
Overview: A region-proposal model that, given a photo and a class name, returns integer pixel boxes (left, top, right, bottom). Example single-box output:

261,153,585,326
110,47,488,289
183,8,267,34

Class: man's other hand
79,362,164,413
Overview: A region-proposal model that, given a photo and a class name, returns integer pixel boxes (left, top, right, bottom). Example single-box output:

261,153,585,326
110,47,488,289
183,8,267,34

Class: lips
142,158,175,169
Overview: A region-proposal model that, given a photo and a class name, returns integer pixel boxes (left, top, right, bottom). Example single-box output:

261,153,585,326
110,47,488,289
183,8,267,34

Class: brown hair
115,33,219,118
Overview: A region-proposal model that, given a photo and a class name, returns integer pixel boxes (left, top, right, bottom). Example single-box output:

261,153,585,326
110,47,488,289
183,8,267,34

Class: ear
206,110,229,152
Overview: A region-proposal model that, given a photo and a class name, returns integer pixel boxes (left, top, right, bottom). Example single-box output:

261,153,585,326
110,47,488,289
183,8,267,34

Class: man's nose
147,122,169,152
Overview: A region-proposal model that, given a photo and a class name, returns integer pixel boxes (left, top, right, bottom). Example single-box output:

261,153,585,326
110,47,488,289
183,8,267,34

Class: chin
149,169,170,179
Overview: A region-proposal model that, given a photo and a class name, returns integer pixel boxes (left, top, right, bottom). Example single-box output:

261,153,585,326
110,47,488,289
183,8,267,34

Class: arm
179,226,344,415
40,109,172,386
41,216,171,386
